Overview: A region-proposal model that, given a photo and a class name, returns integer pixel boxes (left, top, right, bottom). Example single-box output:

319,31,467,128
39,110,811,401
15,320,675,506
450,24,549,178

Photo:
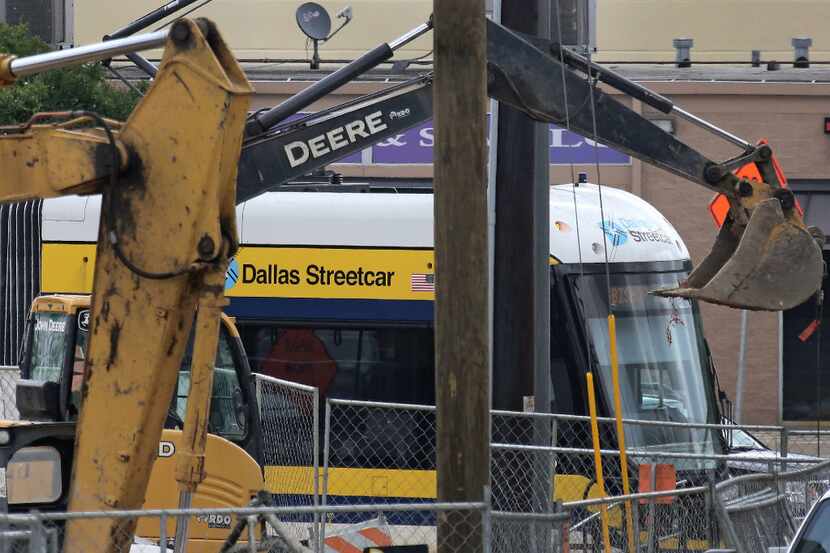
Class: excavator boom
0,18,252,553
96,3,825,311
233,19,824,311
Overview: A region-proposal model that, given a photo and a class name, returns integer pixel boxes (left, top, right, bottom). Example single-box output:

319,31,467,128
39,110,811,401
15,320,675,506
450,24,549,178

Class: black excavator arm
105,8,823,310
230,18,823,311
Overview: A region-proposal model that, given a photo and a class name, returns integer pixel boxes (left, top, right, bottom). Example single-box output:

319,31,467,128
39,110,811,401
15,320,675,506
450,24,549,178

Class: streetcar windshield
573,270,720,466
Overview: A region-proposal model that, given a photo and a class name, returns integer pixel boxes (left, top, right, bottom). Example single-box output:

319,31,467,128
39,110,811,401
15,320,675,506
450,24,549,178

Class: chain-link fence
253,374,320,545
322,399,823,508
0,501,497,553
321,398,830,553
785,429,830,457
714,458,830,553
0,366,19,420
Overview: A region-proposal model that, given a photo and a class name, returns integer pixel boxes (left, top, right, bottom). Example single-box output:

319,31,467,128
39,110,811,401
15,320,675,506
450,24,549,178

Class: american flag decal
410,272,435,292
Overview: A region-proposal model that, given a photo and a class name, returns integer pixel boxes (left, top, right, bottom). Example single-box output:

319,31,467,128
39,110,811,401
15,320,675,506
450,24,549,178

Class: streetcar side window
239,324,435,405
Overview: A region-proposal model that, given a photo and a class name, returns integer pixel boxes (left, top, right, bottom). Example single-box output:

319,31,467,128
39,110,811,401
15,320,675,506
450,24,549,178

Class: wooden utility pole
433,1,489,552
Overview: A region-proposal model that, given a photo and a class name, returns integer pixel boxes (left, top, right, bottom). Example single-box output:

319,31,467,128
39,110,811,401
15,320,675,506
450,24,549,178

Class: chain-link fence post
320,398,332,552
28,513,45,553
160,512,168,552
482,485,492,553
312,385,320,553
247,515,257,553
707,471,718,550
781,427,789,472
646,464,656,553
0,513,9,553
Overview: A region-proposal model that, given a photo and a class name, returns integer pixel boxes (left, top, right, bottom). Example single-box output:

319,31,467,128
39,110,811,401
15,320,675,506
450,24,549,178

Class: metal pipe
10,30,167,78
329,396,785,431
552,42,756,151
735,309,749,424
388,20,432,51
672,106,754,150
125,52,158,78
106,0,203,40
245,19,433,136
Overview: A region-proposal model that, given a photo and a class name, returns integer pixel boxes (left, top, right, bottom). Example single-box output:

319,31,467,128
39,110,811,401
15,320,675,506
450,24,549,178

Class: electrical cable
553,0,591,374
815,288,824,457
71,110,209,280
397,49,433,63
151,0,216,31
584,50,612,307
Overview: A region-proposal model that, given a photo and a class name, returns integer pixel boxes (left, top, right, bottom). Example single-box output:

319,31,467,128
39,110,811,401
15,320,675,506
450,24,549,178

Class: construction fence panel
322,400,564,552
714,458,830,553
0,366,18,420
253,374,320,545
321,399,830,553
561,485,717,553
0,502,494,553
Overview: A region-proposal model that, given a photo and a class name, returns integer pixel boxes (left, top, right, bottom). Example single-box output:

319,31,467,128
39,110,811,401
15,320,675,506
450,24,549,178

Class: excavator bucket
654,197,824,311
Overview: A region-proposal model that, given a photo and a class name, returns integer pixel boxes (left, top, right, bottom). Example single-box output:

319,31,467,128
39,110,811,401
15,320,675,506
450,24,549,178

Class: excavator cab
17,295,257,443
2,295,265,550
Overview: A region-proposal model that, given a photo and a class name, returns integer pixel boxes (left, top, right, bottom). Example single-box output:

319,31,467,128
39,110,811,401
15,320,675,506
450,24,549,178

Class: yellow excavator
0,7,826,553
0,16,254,553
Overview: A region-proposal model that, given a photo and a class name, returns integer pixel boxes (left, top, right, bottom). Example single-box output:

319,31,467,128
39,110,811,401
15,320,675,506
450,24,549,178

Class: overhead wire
584,50,612,306
578,12,636,553
551,3,609,553
553,0,590,371
151,0,216,31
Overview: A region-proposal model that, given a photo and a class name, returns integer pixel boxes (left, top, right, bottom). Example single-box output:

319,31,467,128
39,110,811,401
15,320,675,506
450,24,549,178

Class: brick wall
640,90,830,424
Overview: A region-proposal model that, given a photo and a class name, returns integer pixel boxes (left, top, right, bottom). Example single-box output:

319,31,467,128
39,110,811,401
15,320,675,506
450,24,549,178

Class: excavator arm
229,18,823,311
485,20,824,310
0,18,251,553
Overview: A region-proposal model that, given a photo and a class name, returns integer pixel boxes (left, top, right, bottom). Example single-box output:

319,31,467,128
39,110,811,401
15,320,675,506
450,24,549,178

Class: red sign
261,329,337,397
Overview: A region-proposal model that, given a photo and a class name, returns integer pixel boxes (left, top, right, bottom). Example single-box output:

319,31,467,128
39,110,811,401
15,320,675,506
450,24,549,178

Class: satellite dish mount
296,2,353,69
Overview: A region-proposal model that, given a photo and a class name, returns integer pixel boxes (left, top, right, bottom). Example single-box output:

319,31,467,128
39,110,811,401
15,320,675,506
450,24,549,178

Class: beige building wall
75,1,830,63
595,0,830,63
74,0,432,60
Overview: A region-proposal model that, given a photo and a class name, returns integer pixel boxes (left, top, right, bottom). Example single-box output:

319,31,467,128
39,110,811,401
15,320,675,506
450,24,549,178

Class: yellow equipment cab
7,294,264,552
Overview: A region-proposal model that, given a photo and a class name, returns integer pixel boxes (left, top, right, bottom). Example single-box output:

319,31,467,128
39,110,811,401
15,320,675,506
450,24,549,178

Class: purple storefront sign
287,112,630,166
371,121,629,165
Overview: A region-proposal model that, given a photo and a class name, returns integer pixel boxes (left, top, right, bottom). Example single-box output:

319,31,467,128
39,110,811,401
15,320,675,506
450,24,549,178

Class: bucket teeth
653,199,824,311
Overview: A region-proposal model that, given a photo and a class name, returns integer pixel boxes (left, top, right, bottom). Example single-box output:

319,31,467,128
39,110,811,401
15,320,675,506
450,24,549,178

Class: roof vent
673,38,693,68
792,37,812,68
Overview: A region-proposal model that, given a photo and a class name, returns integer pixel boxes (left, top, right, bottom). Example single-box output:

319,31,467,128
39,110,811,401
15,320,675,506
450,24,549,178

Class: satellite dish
296,2,332,41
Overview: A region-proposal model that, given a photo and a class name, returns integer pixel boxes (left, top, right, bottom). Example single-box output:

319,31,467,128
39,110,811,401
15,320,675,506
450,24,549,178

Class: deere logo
225,258,239,291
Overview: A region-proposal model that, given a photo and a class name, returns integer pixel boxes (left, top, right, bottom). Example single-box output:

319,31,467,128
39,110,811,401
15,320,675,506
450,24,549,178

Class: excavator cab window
172,326,248,441
28,312,72,385
24,307,248,442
